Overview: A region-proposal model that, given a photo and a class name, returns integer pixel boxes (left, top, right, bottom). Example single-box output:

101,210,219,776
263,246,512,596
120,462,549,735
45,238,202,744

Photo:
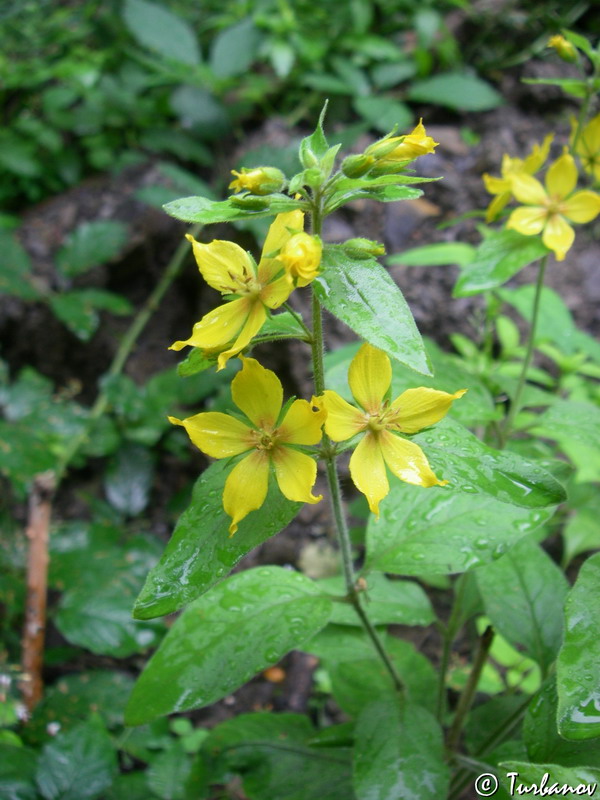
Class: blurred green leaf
0,745,38,800
104,443,155,516
353,96,412,132
210,19,262,78
408,72,503,111
49,289,132,340
123,0,201,66
390,242,476,269
146,741,191,800
0,230,40,300
56,221,128,278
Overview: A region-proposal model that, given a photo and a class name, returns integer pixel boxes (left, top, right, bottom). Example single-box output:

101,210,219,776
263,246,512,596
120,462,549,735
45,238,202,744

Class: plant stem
436,575,469,721
499,255,548,447
283,301,313,342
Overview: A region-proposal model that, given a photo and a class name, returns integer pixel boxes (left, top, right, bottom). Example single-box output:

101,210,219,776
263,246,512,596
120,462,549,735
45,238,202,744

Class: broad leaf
315,246,431,376
353,96,412,132
531,400,600,483
133,460,301,619
210,19,262,78
56,221,128,278
366,481,554,575
104,443,154,516
476,539,568,673
354,699,449,800
123,0,201,65
125,567,332,724
557,553,600,740
408,72,502,111
0,745,38,800
49,290,132,341
163,194,303,224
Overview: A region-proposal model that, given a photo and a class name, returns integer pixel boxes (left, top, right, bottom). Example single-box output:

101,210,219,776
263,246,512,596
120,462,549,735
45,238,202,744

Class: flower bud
229,166,286,195
367,120,438,165
342,238,386,258
279,233,322,287
547,35,578,63
341,154,374,178
229,194,270,210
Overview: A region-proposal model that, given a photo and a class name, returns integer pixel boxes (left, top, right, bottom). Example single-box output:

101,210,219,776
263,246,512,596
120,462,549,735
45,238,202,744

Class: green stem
54,224,199,485
436,575,469,721
283,301,313,342
499,255,548,447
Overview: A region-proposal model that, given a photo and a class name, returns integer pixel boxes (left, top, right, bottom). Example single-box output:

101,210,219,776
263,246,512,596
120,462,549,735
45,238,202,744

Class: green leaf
299,102,329,168
163,194,303,224
315,246,431,376
56,221,128,278
304,624,390,663
125,567,332,724
320,573,435,626
408,72,503,111
123,0,201,65
557,553,600,740
498,284,578,353
0,230,40,300
412,417,567,509
133,460,301,619
169,87,228,132
366,481,554,575
48,290,132,340
353,96,412,132
499,762,600,796
453,230,548,296
353,699,449,800
522,77,589,98
104,443,154,516
146,741,191,800
35,717,117,800
562,509,600,567
530,400,600,482
389,242,476,269
176,348,216,377
476,539,569,673
0,746,38,800
209,19,262,78
256,310,308,341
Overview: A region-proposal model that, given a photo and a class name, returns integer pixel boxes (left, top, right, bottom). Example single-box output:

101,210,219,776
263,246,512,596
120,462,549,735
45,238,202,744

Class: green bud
229,194,270,210
341,154,374,178
342,238,386,259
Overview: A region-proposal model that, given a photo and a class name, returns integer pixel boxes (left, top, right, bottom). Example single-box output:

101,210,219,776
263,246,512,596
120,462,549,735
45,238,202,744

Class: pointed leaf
163,194,303,224
210,19,261,78
56,221,128,278
123,0,201,65
408,72,502,111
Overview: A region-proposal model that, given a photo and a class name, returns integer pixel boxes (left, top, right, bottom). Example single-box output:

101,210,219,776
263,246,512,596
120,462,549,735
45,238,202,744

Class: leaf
176,348,216,377
498,285,578,354
0,745,38,800
412,417,567,509
299,102,330,167
499,762,600,796
169,87,228,132
366,481,554,576
476,539,568,673
104,443,154,516
314,246,431,376
146,742,191,800
125,567,333,724
389,242,476,269
562,509,600,567
49,290,132,340
163,194,303,224
256,310,308,341
210,19,262,78
0,230,40,300
35,717,117,800
56,221,128,278
320,573,435,626
123,0,201,65
133,460,301,619
522,77,589,98
408,72,503,111
353,699,449,800
557,553,600,740
353,96,412,133
453,230,548,297
530,400,600,482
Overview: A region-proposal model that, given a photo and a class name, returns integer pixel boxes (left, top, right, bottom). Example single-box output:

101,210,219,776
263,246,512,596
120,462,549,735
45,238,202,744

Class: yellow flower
229,166,285,195
571,114,600,182
169,357,326,535
506,149,600,261
319,344,466,516
170,211,303,369
278,232,322,287
548,34,577,63
483,135,553,222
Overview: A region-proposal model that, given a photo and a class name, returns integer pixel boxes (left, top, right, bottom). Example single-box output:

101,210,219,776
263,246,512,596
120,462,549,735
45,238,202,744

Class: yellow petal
261,211,304,260
349,432,389,516
546,151,577,199
348,343,391,414
390,388,467,434
510,174,547,205
260,273,294,309
522,133,553,174
169,296,251,352
272,446,321,504
169,412,251,457
278,399,326,445
231,356,283,428
379,429,447,488
223,450,270,535
185,236,255,293
321,390,366,441
216,300,267,370
483,174,510,195
485,192,511,223
506,206,547,236
542,214,574,262
562,190,600,223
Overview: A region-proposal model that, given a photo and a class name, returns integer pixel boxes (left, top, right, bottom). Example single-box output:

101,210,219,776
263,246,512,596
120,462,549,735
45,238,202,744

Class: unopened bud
229,166,285,195
343,238,386,258
229,194,270,210
341,154,374,178
548,35,578,63
279,233,322,287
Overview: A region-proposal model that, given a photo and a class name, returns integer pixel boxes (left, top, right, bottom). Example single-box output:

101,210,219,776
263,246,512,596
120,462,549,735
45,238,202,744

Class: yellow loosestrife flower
169,356,326,535
548,35,577,63
170,211,303,370
319,344,466,516
571,114,600,183
366,120,438,163
278,232,322,287
229,166,285,195
483,134,553,222
506,149,600,261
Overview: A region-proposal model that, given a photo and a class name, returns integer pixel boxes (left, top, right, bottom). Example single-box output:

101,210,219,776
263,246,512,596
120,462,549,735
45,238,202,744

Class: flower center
219,267,261,296
249,426,279,451
365,405,401,432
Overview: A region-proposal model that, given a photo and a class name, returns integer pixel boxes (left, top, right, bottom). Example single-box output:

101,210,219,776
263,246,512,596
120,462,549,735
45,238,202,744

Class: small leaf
0,745,38,800
56,221,128,278
522,77,589,98
408,72,503,111
0,230,40,300
557,553,600,740
125,567,332,724
476,539,568,673
133,460,301,619
163,194,303,224
314,246,431,376
169,87,228,132
353,96,412,132
210,19,262,78
49,290,132,340
176,348,216,377
256,310,308,341
499,285,578,353
104,443,154,516
531,400,600,482
146,741,191,800
123,0,201,65
389,242,476,269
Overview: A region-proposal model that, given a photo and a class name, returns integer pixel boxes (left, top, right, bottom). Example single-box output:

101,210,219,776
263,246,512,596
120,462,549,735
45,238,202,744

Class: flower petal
379,429,447,488
349,432,388,516
483,174,510,195
542,214,574,262
186,237,255,293
216,301,267,370
390,388,467,434
348,343,391,414
223,450,270,535
546,151,577,199
168,412,251,457
510,174,547,205
485,192,511,223
522,133,553,174
562,190,600,223
272,446,321,504
278,399,326,445
321,390,366,441
169,296,250,352
506,206,547,236
261,211,304,261
231,356,283,428
260,273,294,309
